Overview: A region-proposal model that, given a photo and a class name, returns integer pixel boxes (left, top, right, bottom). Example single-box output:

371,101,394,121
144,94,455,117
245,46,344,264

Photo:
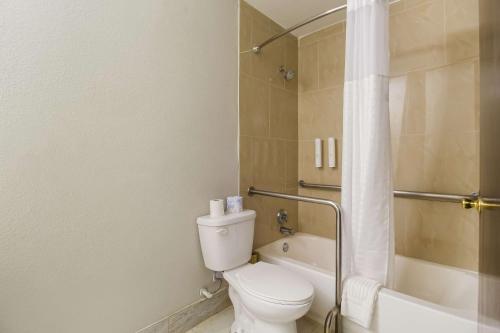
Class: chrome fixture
299,180,500,211
276,209,288,224
279,66,295,81
251,0,403,54
248,186,342,332
282,242,289,253
277,209,295,236
280,225,295,236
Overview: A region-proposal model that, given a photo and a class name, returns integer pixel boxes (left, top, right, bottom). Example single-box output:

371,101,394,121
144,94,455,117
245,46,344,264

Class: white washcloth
341,276,382,328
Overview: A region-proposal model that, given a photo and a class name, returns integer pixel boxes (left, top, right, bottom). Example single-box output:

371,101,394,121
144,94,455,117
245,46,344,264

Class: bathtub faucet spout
279,226,295,236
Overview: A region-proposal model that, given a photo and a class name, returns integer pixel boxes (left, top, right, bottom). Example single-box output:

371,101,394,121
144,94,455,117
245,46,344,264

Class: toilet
197,210,314,333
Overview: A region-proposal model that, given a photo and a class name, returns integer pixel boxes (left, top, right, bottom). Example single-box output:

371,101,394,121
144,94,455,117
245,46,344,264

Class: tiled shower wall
298,0,480,270
239,1,299,248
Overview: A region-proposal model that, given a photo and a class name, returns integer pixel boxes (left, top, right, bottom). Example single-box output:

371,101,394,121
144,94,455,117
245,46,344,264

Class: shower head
279,66,295,81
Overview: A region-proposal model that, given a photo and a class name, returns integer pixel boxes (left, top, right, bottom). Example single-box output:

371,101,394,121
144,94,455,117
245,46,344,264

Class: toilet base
229,286,298,333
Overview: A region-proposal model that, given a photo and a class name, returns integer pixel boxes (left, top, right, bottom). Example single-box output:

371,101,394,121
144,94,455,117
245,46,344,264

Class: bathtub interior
259,232,335,274
394,254,477,314
257,233,478,315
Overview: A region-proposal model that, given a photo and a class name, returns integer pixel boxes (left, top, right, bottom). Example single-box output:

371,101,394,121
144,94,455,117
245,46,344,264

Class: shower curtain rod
299,180,500,211
251,0,401,54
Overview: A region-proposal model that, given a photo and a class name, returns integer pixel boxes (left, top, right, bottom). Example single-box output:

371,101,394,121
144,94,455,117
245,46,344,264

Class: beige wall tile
251,17,285,88
285,140,298,187
393,134,427,191
389,75,407,138
241,182,282,248
239,136,253,186
270,87,298,140
298,189,340,239
299,43,318,92
239,75,269,137
239,2,299,249
390,61,477,138
247,0,481,270
423,131,479,194
403,71,428,135
297,18,344,244
393,199,413,255
252,137,286,187
244,0,272,31
445,0,479,63
299,87,343,140
474,59,480,132
244,183,299,248
299,33,318,48
285,36,299,92
315,22,345,40
390,0,446,75
390,0,406,16
401,200,478,270
299,22,345,47
240,5,252,52
404,0,434,10
424,60,477,135
318,34,345,89
240,52,251,76
239,5,252,75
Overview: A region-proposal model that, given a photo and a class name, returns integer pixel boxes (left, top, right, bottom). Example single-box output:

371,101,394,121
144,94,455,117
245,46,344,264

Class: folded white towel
341,276,382,328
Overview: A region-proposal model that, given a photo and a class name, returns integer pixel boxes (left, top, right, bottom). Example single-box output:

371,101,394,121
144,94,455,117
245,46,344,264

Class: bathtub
257,233,480,333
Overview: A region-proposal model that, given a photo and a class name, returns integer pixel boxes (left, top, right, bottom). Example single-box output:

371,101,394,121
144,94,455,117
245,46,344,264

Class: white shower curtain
341,0,394,286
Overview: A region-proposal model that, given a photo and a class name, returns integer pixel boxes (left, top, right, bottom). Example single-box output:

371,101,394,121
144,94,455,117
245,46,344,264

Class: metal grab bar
248,186,342,332
299,180,476,203
299,180,500,212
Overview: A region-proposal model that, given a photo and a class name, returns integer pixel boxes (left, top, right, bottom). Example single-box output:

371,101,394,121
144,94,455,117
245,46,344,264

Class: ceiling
244,0,347,38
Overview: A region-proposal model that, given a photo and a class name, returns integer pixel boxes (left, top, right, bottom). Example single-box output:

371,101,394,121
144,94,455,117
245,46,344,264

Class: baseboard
136,286,231,333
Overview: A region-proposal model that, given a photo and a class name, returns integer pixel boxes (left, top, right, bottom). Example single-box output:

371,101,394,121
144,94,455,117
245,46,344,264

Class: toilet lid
237,262,314,305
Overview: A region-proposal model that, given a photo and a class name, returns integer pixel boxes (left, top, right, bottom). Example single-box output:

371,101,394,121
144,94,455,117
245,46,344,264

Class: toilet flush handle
216,228,228,236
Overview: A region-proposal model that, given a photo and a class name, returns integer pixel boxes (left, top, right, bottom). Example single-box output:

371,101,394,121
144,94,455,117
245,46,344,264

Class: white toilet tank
197,210,256,272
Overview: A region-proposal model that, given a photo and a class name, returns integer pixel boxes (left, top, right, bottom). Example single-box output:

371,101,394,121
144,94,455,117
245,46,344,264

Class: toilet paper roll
210,199,225,217
226,196,243,214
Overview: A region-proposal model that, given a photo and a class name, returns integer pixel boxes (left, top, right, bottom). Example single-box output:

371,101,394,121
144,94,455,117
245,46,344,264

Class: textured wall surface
239,1,299,248
298,0,480,270
0,1,238,332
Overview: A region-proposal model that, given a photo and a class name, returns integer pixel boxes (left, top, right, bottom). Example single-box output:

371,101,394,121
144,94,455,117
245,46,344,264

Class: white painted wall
0,1,238,332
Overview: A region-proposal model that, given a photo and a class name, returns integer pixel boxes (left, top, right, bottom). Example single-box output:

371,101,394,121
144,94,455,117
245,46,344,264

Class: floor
186,306,323,333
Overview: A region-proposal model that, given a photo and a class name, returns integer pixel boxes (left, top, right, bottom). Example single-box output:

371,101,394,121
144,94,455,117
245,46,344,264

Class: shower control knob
276,209,288,225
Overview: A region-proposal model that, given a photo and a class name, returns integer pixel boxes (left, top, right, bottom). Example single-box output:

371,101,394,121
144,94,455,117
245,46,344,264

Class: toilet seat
232,262,314,305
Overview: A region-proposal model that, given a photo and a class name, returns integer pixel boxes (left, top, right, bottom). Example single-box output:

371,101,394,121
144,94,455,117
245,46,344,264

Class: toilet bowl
197,210,314,333
224,261,313,333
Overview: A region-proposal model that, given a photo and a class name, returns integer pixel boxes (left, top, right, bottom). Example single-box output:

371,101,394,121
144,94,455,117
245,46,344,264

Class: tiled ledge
136,287,231,333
